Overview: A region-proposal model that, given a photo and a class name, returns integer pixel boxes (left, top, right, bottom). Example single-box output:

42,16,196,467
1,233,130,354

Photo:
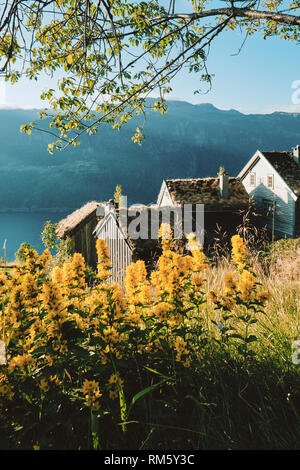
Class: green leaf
127,380,166,417
245,335,257,344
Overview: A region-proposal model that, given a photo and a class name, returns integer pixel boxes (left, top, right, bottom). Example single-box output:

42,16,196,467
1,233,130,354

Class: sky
1,3,300,115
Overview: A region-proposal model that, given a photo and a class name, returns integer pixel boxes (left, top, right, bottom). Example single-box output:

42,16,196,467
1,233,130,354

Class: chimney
293,145,300,165
219,167,229,199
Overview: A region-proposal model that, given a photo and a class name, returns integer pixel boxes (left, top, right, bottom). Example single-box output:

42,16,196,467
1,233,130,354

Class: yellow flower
125,260,152,306
24,247,39,272
39,249,52,270
49,374,62,387
9,285,24,311
8,353,35,372
173,336,190,367
52,266,63,285
96,238,111,280
256,290,269,304
0,271,8,296
224,272,237,294
209,290,218,303
159,223,173,252
40,378,50,393
231,235,248,271
155,302,170,321
41,281,66,319
191,273,204,288
82,379,102,411
191,248,207,272
237,270,256,301
106,373,124,400
0,373,14,400
220,295,236,310
71,253,86,289
22,273,39,307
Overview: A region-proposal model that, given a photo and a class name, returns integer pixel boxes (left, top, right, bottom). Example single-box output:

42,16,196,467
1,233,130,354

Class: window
250,172,256,186
267,175,274,189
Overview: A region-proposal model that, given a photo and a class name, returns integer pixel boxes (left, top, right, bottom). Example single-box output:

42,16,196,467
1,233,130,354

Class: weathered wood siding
95,214,132,285
71,214,98,268
241,156,296,237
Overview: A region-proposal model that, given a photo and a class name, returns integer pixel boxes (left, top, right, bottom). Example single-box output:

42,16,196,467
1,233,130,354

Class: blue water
0,212,69,262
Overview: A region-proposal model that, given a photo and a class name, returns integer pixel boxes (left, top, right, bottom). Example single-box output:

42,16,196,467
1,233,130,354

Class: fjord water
0,212,69,263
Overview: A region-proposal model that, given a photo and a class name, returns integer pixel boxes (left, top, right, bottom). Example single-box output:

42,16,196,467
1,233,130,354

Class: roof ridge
166,176,238,182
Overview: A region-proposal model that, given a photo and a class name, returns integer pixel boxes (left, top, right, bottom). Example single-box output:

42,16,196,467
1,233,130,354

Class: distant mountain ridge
1,100,300,210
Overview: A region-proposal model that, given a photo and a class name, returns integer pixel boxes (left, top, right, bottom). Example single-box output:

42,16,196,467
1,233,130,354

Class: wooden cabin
93,203,165,285
238,147,300,239
156,172,250,247
56,201,101,268
57,200,165,282
57,171,250,282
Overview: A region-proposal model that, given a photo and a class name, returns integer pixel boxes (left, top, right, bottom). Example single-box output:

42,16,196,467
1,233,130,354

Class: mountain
1,100,300,210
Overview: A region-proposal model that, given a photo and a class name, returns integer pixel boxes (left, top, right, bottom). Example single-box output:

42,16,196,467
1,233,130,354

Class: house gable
157,180,175,207
238,150,298,202
238,150,298,237
94,210,133,285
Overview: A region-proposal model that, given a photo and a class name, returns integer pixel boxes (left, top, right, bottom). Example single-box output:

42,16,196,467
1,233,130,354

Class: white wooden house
238,146,300,238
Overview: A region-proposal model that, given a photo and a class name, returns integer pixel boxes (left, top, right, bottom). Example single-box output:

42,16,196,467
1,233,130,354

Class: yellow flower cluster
82,379,102,411
96,238,111,280
125,260,152,305
106,373,124,400
0,271,8,296
24,247,51,275
0,373,14,400
237,270,257,302
173,336,190,368
0,226,271,433
158,223,173,252
40,378,50,393
8,353,35,373
231,235,248,271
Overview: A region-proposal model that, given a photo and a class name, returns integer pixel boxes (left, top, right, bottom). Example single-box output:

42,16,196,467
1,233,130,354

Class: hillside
1,101,300,210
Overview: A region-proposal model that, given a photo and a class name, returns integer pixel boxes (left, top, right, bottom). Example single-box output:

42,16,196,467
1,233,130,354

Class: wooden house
57,200,164,282
238,146,300,238
93,202,169,284
57,171,250,282
56,201,101,268
156,173,250,246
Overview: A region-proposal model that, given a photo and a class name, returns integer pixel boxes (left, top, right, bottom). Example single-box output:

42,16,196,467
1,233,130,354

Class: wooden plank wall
96,217,132,285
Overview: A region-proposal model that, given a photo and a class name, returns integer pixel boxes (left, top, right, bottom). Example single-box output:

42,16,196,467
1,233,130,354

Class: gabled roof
164,177,250,210
56,201,100,239
260,151,300,197
93,206,167,271
93,209,133,253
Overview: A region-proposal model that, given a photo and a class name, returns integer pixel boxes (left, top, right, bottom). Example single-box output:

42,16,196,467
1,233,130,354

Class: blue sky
1,3,300,114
